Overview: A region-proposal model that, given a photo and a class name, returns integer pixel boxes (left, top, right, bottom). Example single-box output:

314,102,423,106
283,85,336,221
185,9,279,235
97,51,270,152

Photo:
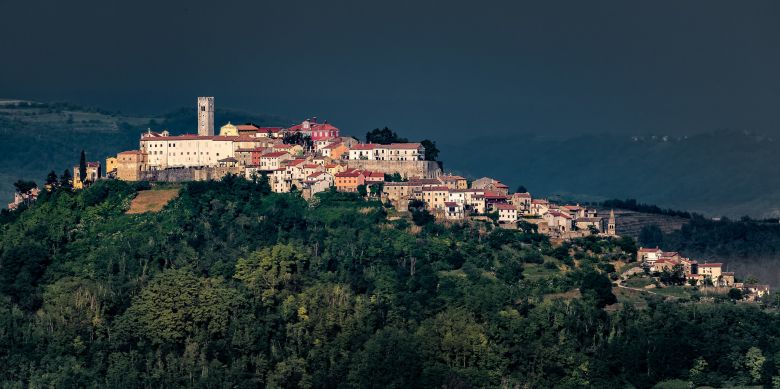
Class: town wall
346,160,442,179
141,166,243,182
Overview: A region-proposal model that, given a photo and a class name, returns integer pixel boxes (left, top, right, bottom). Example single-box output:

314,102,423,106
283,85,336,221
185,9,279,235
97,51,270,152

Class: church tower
197,97,214,136
607,209,616,236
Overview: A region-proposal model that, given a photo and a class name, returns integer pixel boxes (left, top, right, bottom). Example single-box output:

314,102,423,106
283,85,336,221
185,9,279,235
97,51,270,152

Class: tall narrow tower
197,97,214,136
607,209,616,236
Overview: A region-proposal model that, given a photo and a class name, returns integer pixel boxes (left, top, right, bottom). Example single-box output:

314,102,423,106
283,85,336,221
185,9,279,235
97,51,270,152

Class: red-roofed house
495,203,518,223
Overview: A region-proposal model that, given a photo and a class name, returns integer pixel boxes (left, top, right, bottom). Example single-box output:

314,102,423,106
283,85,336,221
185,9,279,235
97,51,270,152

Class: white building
348,143,425,161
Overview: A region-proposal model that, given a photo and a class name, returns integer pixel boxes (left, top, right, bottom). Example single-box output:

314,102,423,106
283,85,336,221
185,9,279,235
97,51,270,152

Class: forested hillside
2,178,780,387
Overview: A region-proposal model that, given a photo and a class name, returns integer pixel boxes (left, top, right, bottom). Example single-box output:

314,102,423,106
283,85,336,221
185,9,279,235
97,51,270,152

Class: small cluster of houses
382,175,616,238
6,186,40,211
637,247,770,298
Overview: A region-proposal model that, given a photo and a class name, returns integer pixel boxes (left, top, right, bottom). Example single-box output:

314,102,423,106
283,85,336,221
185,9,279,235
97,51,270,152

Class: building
73,162,101,189
444,202,465,220
334,170,365,192
348,143,425,161
471,177,509,195
322,142,349,159
259,152,292,171
198,96,215,136
286,118,340,140
7,187,40,210
543,211,573,234
116,150,148,181
105,156,118,178
511,192,532,214
437,175,468,190
606,209,616,236
495,203,518,223
420,186,450,211
219,122,239,136
637,247,663,264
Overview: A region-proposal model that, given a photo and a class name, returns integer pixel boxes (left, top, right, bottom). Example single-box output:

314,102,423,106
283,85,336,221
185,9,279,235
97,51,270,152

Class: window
201,106,205,112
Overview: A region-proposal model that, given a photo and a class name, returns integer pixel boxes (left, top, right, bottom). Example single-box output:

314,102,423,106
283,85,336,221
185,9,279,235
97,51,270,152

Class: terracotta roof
495,204,516,210
261,152,290,158
422,186,450,191
638,247,662,253
699,263,723,268
444,202,459,207
118,150,145,155
387,143,422,149
547,211,572,219
513,192,531,198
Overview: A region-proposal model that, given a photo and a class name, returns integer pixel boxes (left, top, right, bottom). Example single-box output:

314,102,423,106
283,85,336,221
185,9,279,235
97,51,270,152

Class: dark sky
2,0,779,139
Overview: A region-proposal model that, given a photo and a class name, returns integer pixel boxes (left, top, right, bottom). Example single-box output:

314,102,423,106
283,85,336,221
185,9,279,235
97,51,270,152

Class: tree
60,169,72,189
357,184,367,197
638,224,663,247
728,288,743,301
580,271,617,308
78,150,87,184
365,127,407,144
516,185,527,193
45,171,58,187
13,180,37,194
420,139,439,161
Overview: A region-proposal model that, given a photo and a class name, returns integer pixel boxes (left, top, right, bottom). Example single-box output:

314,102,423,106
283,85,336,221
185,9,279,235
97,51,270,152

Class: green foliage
0,177,779,388
365,127,407,144
639,224,664,247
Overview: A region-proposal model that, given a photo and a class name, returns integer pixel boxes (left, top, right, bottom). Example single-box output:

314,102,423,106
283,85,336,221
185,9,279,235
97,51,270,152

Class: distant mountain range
440,130,780,218
2,99,778,218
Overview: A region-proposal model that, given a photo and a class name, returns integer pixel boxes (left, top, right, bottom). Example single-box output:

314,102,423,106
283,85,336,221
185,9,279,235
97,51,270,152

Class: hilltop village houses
636,247,770,299
78,97,617,238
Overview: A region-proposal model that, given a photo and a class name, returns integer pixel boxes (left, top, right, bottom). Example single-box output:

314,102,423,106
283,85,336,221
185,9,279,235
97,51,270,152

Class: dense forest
2,178,780,388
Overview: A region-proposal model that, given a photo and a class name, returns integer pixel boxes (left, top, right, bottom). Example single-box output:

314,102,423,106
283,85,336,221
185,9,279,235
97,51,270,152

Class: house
302,171,334,198
471,177,509,195
105,157,118,178
698,263,723,282
347,143,425,161
7,187,40,210
325,163,347,176
543,211,573,234
530,199,550,216
444,202,465,220
421,186,450,211
322,141,349,159
637,247,663,264
334,170,365,192
73,162,101,189
511,192,532,213
260,152,292,171
495,203,518,224
383,181,416,208
437,175,468,190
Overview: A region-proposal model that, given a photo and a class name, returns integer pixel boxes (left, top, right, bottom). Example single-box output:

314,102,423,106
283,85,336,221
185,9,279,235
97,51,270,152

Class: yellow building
105,157,118,178
73,162,101,189
219,122,239,136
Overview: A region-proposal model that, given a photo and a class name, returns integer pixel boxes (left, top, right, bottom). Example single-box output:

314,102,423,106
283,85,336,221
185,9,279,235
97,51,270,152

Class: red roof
699,263,723,268
422,186,450,192
638,247,662,253
444,202,459,207
495,204,516,210
118,150,145,155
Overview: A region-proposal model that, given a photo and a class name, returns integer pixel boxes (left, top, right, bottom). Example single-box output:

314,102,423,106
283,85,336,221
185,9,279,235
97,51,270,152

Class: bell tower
607,209,616,236
197,96,214,136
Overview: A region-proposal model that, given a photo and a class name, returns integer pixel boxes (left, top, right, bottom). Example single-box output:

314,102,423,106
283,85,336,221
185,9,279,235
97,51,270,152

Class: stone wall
141,166,243,182
346,160,442,179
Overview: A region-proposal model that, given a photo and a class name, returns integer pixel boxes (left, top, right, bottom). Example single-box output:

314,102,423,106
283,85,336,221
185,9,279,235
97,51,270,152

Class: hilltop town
6,96,770,300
